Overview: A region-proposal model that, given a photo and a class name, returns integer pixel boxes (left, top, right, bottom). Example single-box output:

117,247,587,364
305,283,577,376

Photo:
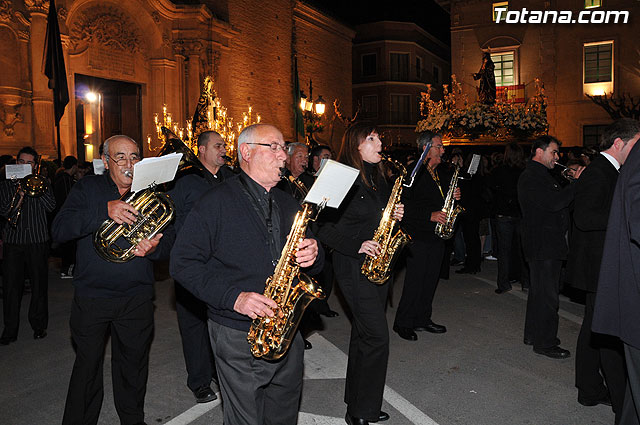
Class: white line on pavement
164,394,221,425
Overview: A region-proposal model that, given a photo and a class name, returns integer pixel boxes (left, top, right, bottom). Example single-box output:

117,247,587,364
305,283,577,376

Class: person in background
54,155,78,278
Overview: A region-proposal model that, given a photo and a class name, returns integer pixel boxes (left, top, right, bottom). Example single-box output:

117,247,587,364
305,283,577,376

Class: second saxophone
435,165,464,240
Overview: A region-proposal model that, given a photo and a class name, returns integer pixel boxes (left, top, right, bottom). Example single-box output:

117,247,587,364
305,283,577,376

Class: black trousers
395,238,445,329
525,259,563,349
175,282,216,392
622,343,640,425
61,240,76,273
334,251,389,421
62,293,154,425
209,320,303,425
1,242,49,338
576,292,626,421
494,216,526,291
460,212,481,271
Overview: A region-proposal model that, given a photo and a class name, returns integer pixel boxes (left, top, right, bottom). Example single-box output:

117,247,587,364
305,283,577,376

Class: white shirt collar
600,151,620,171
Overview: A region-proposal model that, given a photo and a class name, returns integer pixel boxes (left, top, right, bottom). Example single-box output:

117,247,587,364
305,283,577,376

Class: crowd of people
1,118,639,425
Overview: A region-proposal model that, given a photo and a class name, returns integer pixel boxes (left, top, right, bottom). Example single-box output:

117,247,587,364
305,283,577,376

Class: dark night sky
302,0,451,45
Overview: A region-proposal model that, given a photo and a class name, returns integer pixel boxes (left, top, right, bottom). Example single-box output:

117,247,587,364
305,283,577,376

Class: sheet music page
131,153,183,193
92,159,105,175
5,164,31,179
304,160,359,209
468,154,481,175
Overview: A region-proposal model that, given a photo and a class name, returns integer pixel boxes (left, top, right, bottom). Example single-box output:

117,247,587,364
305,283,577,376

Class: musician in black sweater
316,122,403,425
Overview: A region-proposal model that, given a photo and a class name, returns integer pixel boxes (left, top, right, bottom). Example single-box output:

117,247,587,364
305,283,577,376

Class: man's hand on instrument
108,200,138,225
393,203,404,221
431,211,447,224
134,233,162,257
453,187,461,201
358,240,381,257
296,238,318,267
234,292,279,319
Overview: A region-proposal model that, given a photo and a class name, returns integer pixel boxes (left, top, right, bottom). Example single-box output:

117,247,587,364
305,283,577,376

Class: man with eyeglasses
171,123,324,425
168,130,236,404
0,146,55,346
53,135,174,425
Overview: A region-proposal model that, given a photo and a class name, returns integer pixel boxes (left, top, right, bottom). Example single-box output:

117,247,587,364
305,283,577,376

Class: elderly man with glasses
171,123,324,425
53,135,174,425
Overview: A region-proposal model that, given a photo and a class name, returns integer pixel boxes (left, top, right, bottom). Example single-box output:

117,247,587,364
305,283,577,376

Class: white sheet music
5,164,31,179
131,153,183,193
304,160,359,209
92,159,105,175
468,154,481,176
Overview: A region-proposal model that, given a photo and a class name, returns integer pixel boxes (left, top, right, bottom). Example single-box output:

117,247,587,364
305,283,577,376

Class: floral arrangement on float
416,75,548,141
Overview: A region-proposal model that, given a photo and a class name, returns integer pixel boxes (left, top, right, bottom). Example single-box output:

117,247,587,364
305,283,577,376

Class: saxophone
434,165,464,240
361,156,411,284
247,203,325,360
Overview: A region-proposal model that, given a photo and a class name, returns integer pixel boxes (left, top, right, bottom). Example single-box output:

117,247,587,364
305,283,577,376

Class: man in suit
569,119,639,419
170,124,323,424
393,131,460,341
169,130,235,403
518,135,583,359
593,120,640,425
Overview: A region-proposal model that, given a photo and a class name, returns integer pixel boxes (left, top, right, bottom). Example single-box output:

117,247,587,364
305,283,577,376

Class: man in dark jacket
593,122,640,425
170,124,323,425
518,135,583,359
569,119,639,418
54,155,78,278
53,135,173,425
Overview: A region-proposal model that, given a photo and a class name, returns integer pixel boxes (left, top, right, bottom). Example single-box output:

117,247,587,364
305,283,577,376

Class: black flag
43,0,69,126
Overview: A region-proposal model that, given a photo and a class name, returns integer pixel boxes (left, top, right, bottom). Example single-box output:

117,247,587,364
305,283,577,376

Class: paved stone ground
0,258,613,425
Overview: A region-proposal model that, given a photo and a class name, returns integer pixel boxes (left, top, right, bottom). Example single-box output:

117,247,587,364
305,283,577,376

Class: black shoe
345,413,368,425
33,330,47,340
376,410,390,422
304,339,313,350
578,394,612,407
393,325,417,341
533,345,571,359
450,259,464,266
193,385,217,403
321,310,339,318
495,288,512,294
415,322,447,334
0,336,17,345
455,267,479,274
523,337,533,346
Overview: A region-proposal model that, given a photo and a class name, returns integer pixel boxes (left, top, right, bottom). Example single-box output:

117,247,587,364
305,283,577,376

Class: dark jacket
488,164,523,218
316,163,391,260
517,160,575,261
567,154,619,292
51,173,174,298
593,141,640,349
401,164,451,242
169,174,324,331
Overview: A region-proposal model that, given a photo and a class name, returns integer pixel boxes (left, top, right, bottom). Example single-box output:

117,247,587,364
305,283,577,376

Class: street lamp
299,80,325,145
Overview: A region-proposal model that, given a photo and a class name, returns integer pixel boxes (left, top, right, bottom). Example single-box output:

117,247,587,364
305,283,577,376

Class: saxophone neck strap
427,166,444,198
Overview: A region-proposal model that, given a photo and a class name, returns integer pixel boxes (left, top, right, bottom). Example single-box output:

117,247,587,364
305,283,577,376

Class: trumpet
7,158,47,227
554,162,577,181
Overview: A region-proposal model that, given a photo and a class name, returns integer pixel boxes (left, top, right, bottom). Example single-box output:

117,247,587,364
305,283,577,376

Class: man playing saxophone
52,135,174,425
170,124,323,425
394,131,460,341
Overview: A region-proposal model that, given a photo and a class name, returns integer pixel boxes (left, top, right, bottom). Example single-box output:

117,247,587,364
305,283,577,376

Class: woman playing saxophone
315,122,403,425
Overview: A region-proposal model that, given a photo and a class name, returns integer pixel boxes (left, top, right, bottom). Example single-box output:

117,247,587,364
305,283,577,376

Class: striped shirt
0,178,56,244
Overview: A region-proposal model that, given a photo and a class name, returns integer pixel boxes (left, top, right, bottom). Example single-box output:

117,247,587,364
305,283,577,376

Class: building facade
352,20,451,147
449,0,639,147
0,0,353,159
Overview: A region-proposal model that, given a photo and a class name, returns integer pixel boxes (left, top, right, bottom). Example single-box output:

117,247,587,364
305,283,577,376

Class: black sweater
51,174,174,298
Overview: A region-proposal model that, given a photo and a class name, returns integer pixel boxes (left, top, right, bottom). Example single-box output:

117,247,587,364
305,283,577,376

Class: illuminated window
584,42,612,83
433,65,441,84
584,0,601,9
361,95,378,119
493,2,508,21
390,53,409,81
362,53,377,77
416,57,423,80
390,94,411,124
492,52,515,86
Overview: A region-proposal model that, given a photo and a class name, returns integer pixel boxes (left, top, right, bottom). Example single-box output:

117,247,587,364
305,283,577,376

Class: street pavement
0,258,614,425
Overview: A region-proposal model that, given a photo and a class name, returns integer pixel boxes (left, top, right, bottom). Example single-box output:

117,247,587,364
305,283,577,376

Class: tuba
434,165,464,240
361,155,411,284
93,128,199,263
247,202,325,360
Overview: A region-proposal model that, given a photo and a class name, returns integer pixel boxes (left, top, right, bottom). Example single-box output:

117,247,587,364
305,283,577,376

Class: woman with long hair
316,122,403,425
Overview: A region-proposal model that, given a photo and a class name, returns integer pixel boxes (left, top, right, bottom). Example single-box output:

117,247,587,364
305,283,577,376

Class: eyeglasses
246,142,287,153
107,154,141,166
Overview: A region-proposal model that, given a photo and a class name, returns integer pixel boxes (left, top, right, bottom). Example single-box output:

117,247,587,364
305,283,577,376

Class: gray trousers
208,320,304,425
